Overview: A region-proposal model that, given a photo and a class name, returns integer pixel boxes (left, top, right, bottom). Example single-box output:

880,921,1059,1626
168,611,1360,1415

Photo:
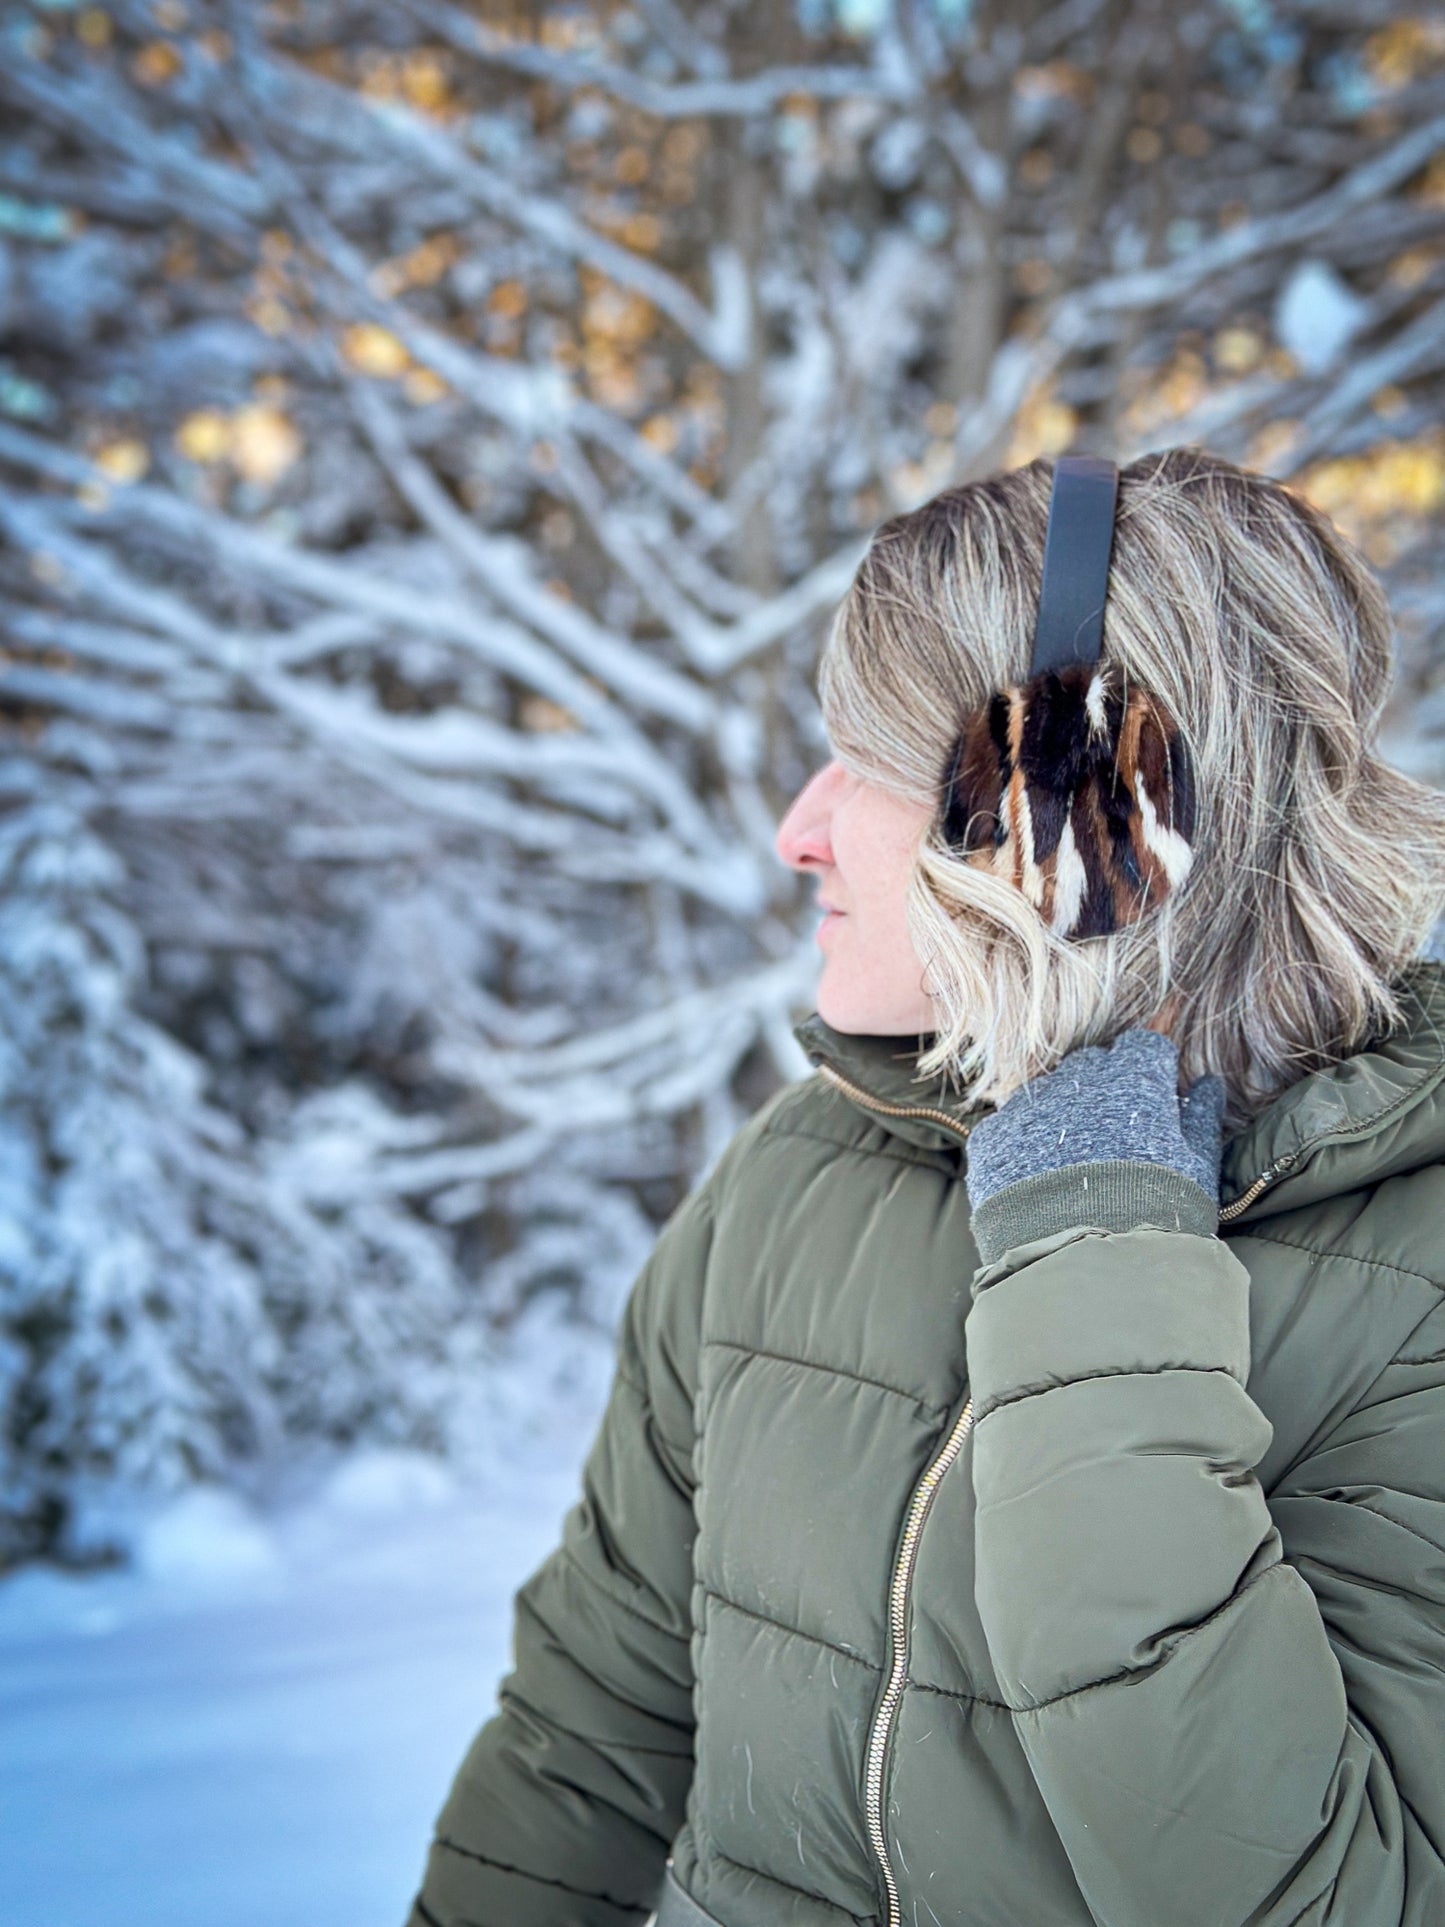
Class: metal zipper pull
1218,1150,1298,1223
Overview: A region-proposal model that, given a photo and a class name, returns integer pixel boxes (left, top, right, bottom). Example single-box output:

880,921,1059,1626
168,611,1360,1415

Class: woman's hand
963,1028,1227,1214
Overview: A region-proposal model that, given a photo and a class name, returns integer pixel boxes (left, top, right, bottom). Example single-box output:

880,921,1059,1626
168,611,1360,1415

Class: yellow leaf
1297,436,1445,528
1372,443,1445,515
1213,327,1263,374
176,409,232,464
246,296,292,337
662,125,706,167
583,283,653,346
93,439,150,484
252,300,290,339
1159,351,1208,415
370,235,461,299
403,368,448,405
342,323,410,378
401,50,451,115
588,362,642,412
1013,62,1092,105
405,235,458,287
622,213,662,253
230,405,302,487
1004,386,1078,465
1387,246,1440,287
1364,19,1445,90
487,281,528,320
1297,455,1359,517
1246,420,1300,473
132,41,182,86
640,413,678,454
541,14,600,50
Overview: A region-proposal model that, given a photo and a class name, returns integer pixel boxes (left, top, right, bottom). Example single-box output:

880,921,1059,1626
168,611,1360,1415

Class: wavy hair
817,445,1445,1132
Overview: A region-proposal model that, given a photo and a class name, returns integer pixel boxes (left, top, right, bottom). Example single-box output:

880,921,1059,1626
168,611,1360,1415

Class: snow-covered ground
0,1316,618,1927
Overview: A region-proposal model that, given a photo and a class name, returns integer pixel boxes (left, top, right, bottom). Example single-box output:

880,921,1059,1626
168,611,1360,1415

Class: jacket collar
790,1016,992,1154
793,958,1445,1222
1218,957,1445,1221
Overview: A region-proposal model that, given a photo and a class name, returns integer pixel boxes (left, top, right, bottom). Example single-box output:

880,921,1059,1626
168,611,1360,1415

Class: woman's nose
775,761,842,874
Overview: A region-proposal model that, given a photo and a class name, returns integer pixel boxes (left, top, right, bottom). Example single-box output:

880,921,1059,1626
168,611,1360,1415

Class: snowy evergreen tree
0,792,499,1561
0,794,267,1558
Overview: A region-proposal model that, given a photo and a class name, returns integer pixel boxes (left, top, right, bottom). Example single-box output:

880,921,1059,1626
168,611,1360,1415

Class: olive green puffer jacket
408,959,1445,1927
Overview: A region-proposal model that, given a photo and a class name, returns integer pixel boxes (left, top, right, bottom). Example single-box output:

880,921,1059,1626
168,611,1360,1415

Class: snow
1274,259,1371,378
134,1486,284,1588
0,1425,606,1927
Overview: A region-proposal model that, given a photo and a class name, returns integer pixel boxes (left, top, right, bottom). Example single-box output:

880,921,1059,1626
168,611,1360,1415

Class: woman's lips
816,908,845,944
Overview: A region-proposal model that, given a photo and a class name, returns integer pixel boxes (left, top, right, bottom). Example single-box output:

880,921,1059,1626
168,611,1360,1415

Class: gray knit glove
964,1028,1227,1211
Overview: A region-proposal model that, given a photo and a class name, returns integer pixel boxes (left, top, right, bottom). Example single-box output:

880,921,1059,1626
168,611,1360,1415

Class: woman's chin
817,971,932,1037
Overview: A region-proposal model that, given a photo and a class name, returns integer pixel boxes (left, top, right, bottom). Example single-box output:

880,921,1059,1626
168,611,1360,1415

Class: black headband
1029,455,1120,677
939,452,1195,940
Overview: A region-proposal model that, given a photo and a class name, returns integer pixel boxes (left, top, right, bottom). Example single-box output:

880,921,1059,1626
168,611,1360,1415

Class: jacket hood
793,957,1445,1225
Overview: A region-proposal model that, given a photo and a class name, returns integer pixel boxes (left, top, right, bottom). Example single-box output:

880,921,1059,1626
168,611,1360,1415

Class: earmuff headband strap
1029,455,1120,677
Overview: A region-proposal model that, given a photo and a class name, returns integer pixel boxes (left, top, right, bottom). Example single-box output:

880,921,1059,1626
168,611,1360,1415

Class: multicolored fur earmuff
936,453,1197,941
939,657,1197,941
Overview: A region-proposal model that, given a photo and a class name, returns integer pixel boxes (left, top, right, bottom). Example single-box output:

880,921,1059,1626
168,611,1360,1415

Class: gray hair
818,445,1445,1131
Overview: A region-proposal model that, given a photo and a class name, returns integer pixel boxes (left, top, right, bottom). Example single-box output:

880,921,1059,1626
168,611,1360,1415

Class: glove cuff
968,1159,1221,1272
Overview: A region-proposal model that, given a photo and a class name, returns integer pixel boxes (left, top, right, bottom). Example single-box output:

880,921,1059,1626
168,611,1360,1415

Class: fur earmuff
939,662,1196,940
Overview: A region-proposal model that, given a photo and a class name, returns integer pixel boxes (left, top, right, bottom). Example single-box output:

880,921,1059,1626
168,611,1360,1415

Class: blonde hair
818,445,1445,1132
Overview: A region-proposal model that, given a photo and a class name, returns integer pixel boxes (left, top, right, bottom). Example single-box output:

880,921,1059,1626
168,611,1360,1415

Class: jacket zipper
816,1061,979,1141
1218,1150,1298,1222
862,1393,975,1927
815,1058,975,1925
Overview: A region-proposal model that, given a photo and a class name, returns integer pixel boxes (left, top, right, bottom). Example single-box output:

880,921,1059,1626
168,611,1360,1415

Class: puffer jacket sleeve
964,1163,1445,1927
406,1180,714,1927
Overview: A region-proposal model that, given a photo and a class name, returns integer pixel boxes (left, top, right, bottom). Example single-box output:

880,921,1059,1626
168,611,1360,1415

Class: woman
407,447,1445,1927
